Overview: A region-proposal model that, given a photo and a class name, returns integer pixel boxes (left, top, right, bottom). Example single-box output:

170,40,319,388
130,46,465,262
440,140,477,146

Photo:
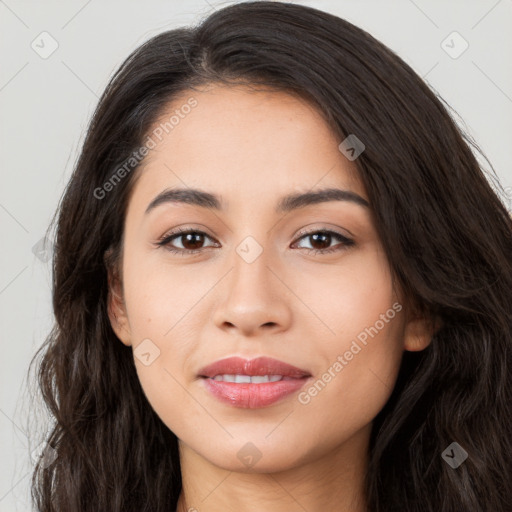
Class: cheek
122,249,204,343
291,320,403,470
121,251,227,436
291,247,404,426
290,244,399,345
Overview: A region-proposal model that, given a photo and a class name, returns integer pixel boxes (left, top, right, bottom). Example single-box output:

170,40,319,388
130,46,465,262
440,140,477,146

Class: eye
292,228,355,254
156,228,219,256
156,227,354,255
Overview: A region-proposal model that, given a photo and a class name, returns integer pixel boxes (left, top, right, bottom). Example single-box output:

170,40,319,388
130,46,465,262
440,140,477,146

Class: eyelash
156,227,355,256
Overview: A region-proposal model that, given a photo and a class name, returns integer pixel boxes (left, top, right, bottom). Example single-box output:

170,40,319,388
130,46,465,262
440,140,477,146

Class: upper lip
198,356,311,379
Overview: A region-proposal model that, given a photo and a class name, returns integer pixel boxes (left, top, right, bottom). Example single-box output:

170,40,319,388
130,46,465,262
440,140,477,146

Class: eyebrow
144,186,370,215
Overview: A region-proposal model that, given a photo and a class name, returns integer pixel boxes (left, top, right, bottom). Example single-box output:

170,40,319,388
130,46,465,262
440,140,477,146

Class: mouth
198,356,312,409
207,374,301,383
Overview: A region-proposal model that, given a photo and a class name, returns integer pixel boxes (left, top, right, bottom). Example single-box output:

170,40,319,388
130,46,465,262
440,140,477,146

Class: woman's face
108,84,431,473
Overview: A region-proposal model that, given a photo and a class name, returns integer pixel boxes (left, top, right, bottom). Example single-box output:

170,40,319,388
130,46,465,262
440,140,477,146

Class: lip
198,356,312,409
198,356,311,378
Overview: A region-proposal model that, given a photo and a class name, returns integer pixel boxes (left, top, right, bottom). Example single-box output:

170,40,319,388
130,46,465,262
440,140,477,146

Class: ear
403,311,442,352
105,251,132,347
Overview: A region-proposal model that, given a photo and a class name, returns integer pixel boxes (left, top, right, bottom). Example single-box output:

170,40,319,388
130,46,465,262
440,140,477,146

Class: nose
211,245,293,337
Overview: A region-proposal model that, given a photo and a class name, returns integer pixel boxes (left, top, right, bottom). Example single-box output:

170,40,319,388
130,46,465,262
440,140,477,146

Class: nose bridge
211,232,292,334
229,233,275,298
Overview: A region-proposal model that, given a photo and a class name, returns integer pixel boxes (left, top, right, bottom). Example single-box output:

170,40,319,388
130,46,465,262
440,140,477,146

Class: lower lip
202,377,310,408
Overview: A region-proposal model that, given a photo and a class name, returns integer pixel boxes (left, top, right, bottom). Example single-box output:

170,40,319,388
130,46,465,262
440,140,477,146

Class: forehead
129,84,366,211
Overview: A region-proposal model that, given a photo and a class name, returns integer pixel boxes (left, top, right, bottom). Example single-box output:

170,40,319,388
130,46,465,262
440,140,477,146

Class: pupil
311,233,330,249
184,233,203,249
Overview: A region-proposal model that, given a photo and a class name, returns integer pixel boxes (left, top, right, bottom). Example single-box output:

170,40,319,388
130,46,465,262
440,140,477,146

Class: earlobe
106,264,132,347
403,315,441,352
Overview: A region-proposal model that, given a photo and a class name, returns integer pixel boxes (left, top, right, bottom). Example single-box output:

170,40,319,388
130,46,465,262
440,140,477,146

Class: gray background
1,0,511,509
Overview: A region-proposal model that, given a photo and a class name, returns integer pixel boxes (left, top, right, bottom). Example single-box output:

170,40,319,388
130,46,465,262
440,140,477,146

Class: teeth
251,375,270,383
211,374,284,383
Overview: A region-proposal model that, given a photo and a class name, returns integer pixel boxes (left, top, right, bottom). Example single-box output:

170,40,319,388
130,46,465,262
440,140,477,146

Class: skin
108,84,433,512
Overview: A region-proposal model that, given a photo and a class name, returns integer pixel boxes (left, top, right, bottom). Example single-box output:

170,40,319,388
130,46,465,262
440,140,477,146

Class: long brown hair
29,2,512,510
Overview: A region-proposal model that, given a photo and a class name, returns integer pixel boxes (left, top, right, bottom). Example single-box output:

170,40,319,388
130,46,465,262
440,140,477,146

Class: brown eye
157,229,218,255
307,232,332,250
177,232,206,250
293,230,354,254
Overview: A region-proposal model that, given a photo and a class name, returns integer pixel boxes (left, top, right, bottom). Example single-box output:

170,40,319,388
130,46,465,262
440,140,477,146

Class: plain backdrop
1,0,511,509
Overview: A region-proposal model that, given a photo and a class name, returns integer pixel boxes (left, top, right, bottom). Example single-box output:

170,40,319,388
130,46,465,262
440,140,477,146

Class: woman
30,2,512,511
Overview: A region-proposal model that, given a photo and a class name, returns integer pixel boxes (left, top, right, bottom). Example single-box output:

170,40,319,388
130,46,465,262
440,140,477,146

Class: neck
176,424,370,512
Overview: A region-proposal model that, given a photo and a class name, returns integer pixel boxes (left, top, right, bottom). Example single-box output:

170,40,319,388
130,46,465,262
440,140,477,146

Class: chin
190,435,313,474
208,451,306,474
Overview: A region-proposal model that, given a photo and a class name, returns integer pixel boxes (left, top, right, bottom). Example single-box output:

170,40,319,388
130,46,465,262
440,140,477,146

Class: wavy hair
29,2,512,510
